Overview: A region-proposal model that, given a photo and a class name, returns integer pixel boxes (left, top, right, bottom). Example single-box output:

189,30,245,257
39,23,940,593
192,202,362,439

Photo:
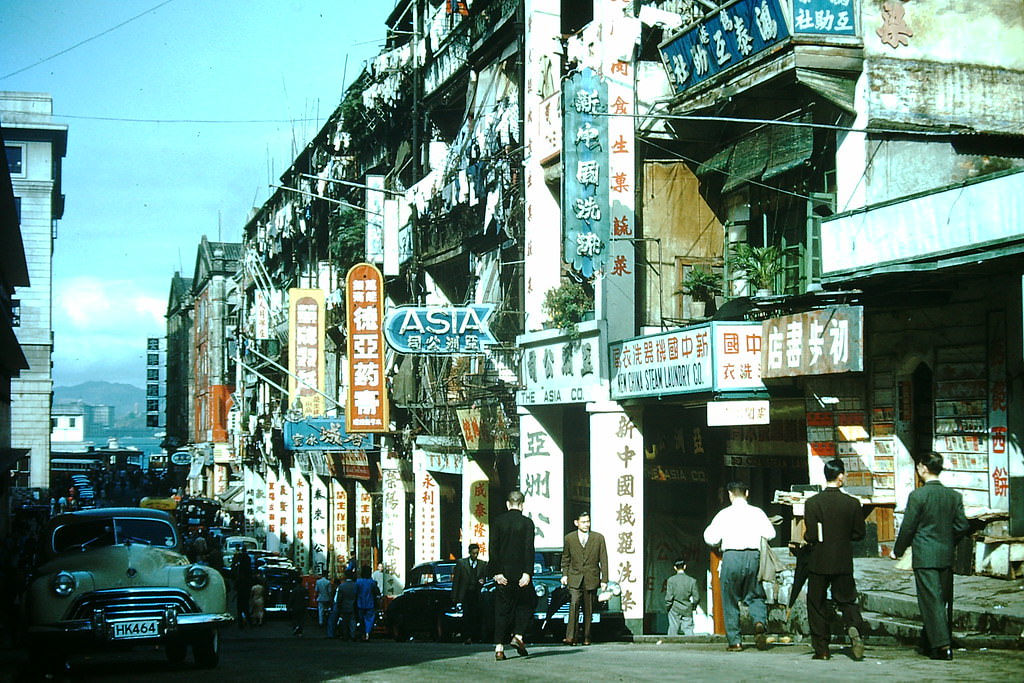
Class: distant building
50,402,90,450
2,92,68,490
165,272,193,452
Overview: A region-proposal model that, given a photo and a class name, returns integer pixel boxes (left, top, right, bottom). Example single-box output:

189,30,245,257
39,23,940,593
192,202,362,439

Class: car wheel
434,614,448,642
192,630,220,668
391,615,409,642
165,639,187,664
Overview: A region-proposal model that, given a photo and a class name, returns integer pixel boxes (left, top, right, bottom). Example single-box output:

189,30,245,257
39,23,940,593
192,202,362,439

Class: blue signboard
383,304,498,354
659,0,791,96
562,68,609,278
792,0,856,36
283,418,374,451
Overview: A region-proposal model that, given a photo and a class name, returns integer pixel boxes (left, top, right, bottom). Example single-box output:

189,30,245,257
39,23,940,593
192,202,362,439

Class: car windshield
534,550,563,574
52,517,177,553
413,564,454,585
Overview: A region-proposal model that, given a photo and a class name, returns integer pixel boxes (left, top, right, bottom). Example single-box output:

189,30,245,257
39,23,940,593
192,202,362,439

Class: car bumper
29,612,234,644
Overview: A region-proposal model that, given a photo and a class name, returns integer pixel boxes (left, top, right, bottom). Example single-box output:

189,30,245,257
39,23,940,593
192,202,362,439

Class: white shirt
703,498,776,551
577,530,589,547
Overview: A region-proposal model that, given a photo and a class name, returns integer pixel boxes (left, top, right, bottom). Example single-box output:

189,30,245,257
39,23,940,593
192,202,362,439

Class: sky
0,0,397,388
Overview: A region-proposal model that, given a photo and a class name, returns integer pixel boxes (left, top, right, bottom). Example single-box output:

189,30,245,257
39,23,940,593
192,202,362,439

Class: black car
384,561,456,640
256,562,301,612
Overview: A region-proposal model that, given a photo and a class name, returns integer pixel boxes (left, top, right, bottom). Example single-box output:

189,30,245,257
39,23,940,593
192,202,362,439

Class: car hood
39,544,189,580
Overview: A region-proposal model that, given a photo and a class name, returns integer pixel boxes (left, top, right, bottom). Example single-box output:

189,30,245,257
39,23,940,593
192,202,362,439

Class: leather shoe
754,622,768,650
582,640,592,646
848,626,864,661
812,651,832,660
726,644,743,652
930,646,953,661
562,638,576,646
511,635,529,657
495,650,506,661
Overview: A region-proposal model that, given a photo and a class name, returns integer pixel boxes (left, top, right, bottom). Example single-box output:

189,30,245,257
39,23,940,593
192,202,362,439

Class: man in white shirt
703,481,776,652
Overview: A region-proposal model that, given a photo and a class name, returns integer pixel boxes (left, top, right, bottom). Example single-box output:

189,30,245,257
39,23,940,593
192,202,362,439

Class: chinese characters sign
456,405,513,451
988,312,1009,509
464,459,490,560
291,469,309,570
356,483,374,565
659,0,791,96
288,288,325,417
309,475,329,575
381,462,406,594
365,174,385,263
610,322,764,400
283,418,374,451
792,0,856,35
762,305,863,377
383,305,498,354
707,400,770,426
519,412,564,543
331,481,349,573
415,467,441,564
563,67,610,277
346,263,388,432
517,332,602,406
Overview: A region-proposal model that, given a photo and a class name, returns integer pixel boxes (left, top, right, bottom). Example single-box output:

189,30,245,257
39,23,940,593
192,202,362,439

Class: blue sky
1,0,396,388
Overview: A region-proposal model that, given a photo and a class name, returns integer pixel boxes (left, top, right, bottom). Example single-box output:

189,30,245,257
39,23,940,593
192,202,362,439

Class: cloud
58,276,166,330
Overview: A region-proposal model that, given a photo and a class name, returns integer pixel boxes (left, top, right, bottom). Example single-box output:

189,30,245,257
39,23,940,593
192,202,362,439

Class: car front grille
68,587,199,620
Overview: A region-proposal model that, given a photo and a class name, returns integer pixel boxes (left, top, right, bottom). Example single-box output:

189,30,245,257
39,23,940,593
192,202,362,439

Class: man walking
490,490,535,660
893,451,970,661
803,458,868,660
315,571,333,628
703,481,776,651
664,559,700,636
453,543,489,643
560,510,608,646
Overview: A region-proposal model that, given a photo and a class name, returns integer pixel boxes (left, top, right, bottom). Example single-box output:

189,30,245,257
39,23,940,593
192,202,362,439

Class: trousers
806,572,865,653
494,582,534,644
914,567,954,650
720,549,766,647
667,611,694,636
566,586,595,642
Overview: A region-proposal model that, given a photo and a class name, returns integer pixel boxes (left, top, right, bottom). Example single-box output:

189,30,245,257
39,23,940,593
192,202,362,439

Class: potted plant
730,243,784,296
542,279,593,338
676,267,722,318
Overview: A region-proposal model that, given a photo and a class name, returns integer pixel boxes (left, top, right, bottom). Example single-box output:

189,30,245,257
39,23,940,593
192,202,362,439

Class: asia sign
383,305,498,354
345,263,388,432
659,0,791,96
563,67,610,277
761,305,863,377
283,418,374,451
610,322,765,400
288,288,325,417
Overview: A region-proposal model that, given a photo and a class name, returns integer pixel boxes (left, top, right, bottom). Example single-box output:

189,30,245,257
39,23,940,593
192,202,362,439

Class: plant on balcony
542,279,593,338
730,243,784,296
676,267,722,318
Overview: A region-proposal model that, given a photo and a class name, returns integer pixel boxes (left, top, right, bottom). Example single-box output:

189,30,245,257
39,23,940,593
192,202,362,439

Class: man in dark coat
490,489,535,660
893,451,971,661
560,510,608,645
452,542,489,643
803,458,867,660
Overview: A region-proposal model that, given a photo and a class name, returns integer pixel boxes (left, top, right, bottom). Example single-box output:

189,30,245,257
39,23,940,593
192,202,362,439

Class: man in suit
664,559,700,636
893,451,970,661
560,510,608,645
803,458,868,660
490,489,535,660
452,542,488,643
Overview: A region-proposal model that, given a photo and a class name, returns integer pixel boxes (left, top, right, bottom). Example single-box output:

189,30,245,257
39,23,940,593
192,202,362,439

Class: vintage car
256,560,301,612
23,507,233,671
384,561,456,640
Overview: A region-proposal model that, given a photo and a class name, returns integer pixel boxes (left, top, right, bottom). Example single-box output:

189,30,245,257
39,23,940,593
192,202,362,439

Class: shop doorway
911,362,934,486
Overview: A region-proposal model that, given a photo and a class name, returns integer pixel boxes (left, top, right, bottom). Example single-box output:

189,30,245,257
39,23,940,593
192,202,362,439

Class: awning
217,484,244,512
697,112,813,191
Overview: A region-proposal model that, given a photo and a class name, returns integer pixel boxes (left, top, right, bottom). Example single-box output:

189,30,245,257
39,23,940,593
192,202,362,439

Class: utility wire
1,0,177,80
51,113,323,124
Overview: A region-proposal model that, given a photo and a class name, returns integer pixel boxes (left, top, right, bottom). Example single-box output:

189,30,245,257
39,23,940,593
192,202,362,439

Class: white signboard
462,458,490,560
519,413,564,546
291,468,310,571
517,330,603,406
330,481,349,574
415,467,441,564
381,461,406,595
365,174,385,263
309,475,330,576
265,467,280,552
707,400,771,426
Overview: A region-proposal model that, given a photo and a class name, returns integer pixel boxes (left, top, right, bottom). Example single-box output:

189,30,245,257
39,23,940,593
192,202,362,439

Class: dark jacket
803,486,865,575
490,508,535,581
665,572,700,616
452,556,489,603
355,577,380,610
893,480,971,568
561,531,609,590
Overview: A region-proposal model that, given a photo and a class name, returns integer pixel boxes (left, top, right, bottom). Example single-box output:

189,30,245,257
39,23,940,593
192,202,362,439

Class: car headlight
186,564,209,590
52,571,76,597
534,583,547,598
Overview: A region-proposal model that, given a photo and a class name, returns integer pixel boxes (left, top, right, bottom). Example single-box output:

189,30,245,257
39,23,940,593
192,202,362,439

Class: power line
50,113,323,124
2,0,178,80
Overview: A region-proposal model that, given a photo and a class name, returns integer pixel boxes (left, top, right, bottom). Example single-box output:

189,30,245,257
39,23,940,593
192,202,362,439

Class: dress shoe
848,626,864,661
511,635,529,657
562,638,576,646
812,651,832,660
582,640,592,646
930,646,953,661
726,644,743,652
495,650,507,661
754,622,768,650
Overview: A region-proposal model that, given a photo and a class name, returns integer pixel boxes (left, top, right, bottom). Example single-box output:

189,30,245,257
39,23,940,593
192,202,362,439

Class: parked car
384,561,456,640
256,562,301,612
22,507,233,672
221,535,260,568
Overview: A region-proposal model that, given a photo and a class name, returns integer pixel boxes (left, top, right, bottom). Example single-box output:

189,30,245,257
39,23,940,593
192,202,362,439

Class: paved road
4,620,1022,682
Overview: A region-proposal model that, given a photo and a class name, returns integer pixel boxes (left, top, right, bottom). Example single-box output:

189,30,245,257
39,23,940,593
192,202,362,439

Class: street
3,620,1022,683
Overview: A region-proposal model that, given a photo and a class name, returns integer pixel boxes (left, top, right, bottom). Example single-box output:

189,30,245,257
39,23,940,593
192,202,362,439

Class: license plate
110,619,160,640
558,613,601,623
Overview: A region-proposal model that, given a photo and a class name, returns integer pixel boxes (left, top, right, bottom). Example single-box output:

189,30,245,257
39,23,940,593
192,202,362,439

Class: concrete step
863,611,1024,650
860,589,1024,636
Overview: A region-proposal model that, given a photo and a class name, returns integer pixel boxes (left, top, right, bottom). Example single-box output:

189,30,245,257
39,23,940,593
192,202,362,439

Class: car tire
165,639,187,664
434,614,448,642
192,630,220,668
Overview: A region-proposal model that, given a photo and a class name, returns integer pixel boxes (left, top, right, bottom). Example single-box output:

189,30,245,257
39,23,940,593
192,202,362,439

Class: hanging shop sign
791,0,855,36
309,475,329,576
659,0,791,96
415,467,441,565
518,329,604,406
762,305,864,377
383,305,498,354
330,481,349,573
519,413,564,544
707,399,771,426
288,288,326,417
283,418,374,451
326,450,371,481
563,67,610,278
610,322,765,400
346,263,389,432
291,469,309,571
456,405,513,451
381,462,406,594
356,482,373,565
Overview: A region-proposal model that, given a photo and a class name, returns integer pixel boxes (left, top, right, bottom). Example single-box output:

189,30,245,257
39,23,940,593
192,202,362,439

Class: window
5,145,23,175
69,417,77,428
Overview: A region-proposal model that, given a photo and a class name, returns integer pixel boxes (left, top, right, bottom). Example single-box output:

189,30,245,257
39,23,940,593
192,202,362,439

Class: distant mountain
54,381,146,422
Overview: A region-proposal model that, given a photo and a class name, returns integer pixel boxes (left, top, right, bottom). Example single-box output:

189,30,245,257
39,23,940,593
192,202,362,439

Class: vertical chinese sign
245,467,265,540
277,475,294,559
591,409,644,625
365,174,385,263
518,413,564,544
310,475,329,576
563,67,609,278
356,482,374,565
265,467,279,552
988,312,1009,510
346,264,389,432
288,289,325,417
415,465,440,564
331,481,349,573
462,459,490,560
381,460,406,594
292,469,309,571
